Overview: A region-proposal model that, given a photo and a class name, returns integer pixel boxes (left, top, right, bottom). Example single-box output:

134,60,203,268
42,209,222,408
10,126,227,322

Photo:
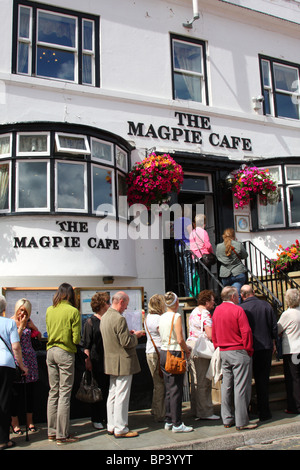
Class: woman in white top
278,288,300,414
159,292,193,433
145,294,165,422
187,290,220,421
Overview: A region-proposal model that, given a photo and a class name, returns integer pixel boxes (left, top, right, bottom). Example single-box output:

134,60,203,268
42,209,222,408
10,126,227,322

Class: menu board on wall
3,288,56,338
3,286,144,337
80,287,144,331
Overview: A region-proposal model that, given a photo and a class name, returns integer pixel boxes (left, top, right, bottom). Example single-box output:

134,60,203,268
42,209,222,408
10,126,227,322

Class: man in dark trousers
240,284,278,422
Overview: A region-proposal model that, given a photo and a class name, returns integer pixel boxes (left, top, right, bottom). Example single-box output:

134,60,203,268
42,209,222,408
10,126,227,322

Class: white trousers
107,374,133,435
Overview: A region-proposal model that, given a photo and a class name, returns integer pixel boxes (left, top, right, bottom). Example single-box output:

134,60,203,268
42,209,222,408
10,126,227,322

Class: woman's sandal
11,426,23,435
28,425,37,432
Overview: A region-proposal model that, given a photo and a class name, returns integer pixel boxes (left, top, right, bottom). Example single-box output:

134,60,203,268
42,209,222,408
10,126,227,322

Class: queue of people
1,280,300,449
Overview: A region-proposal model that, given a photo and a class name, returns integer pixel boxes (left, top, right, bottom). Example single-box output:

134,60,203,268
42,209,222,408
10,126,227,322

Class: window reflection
57,162,86,210
92,165,114,213
17,161,48,209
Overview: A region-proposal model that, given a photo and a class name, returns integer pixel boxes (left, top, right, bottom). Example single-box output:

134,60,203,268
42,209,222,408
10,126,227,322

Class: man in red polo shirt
212,286,257,431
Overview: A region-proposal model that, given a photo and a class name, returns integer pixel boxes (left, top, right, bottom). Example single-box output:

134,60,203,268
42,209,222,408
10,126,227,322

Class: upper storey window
13,0,100,86
171,34,208,104
260,55,300,120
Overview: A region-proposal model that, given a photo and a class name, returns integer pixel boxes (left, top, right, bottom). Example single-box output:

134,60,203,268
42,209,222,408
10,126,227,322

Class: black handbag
76,370,103,403
192,230,216,267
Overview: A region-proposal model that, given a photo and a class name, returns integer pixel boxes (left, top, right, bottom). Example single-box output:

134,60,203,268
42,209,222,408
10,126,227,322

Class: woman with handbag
10,299,40,435
189,214,215,267
81,292,110,429
216,228,248,302
0,295,28,450
159,292,193,433
145,294,166,422
187,290,220,421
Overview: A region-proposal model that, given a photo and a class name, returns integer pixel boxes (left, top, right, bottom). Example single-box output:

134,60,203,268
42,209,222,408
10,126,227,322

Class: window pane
182,175,210,192
276,93,299,119
82,54,92,84
19,6,31,38
18,42,29,74
286,166,300,182
38,11,76,48
174,72,202,101
274,64,299,92
118,173,128,218
262,60,271,87
92,166,114,211
0,163,9,210
91,139,112,163
57,162,85,209
0,136,11,156
174,41,202,74
18,134,48,153
37,46,74,81
83,20,93,51
116,148,127,171
258,193,284,228
18,161,48,209
289,186,300,224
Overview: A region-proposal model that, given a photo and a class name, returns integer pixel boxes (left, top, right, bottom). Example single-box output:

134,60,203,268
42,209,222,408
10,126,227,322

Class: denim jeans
221,273,247,302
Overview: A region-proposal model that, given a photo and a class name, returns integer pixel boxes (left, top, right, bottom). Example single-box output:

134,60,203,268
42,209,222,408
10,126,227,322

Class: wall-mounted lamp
183,0,200,28
252,95,264,111
225,173,235,187
103,276,114,284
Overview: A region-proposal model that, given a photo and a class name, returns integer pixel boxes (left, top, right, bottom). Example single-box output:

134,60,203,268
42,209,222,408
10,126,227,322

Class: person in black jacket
240,285,278,421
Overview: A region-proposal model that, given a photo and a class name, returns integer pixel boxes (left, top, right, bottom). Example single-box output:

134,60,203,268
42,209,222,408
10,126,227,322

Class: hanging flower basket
231,165,279,209
126,153,184,209
266,240,300,273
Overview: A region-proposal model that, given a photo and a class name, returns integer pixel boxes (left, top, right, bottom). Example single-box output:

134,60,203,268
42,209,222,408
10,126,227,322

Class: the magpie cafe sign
13,220,120,250
128,111,252,151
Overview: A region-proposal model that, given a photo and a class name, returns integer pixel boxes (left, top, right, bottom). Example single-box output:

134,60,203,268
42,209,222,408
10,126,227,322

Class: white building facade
1,0,300,302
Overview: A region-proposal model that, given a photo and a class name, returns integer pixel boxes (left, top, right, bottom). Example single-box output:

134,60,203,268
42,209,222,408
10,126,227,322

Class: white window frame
16,132,50,156
36,9,78,83
257,187,285,229
15,159,50,212
55,160,88,212
55,132,90,155
172,37,206,104
82,19,95,86
91,138,113,165
91,163,115,215
0,160,11,213
0,134,12,159
17,4,33,76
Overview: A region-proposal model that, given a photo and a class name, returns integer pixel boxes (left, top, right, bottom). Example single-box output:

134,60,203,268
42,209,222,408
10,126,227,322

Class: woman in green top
46,283,81,445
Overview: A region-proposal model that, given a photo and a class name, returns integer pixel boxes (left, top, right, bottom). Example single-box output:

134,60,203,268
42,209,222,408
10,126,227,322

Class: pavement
6,403,300,453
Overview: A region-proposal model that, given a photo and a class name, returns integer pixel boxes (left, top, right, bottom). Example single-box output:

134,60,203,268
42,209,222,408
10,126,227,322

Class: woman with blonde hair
278,288,300,414
216,228,248,301
145,294,166,422
159,292,193,433
11,298,40,434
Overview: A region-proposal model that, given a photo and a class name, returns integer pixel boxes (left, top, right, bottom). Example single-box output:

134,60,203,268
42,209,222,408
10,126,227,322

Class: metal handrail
243,240,300,315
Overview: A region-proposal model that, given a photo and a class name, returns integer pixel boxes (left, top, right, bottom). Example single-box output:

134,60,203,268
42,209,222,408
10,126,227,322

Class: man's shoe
114,431,139,438
236,423,258,431
172,423,193,433
164,423,173,430
56,435,79,445
92,422,104,430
